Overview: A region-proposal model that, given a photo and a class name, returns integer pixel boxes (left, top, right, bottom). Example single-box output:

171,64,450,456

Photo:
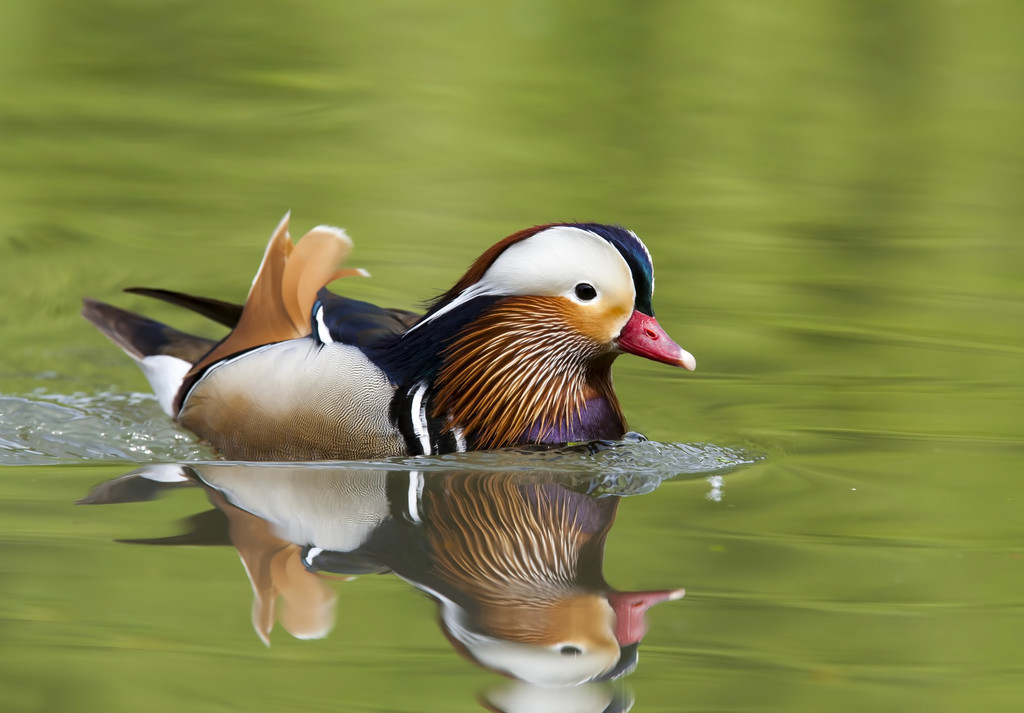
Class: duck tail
81,298,216,417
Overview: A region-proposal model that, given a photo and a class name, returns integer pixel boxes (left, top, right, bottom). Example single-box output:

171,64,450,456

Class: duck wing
312,289,420,349
124,286,421,341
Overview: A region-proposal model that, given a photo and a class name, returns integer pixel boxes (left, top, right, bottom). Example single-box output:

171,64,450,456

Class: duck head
380,224,696,452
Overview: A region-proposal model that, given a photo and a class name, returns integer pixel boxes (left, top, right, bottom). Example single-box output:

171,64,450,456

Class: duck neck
429,298,627,450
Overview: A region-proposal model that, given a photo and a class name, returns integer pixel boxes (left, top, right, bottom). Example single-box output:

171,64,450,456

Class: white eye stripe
479,227,631,298
408,226,634,334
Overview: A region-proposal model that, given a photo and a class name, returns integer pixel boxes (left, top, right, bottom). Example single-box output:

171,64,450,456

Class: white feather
407,471,425,524
138,355,192,416
135,464,190,483
410,381,432,454
315,305,333,344
407,226,635,334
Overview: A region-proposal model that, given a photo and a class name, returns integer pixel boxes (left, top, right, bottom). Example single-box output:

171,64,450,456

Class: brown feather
426,474,616,646
184,215,362,383
431,297,626,449
206,488,335,645
427,475,589,601
280,225,364,333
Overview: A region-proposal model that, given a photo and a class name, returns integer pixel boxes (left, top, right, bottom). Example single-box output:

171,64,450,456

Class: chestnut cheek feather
432,297,626,449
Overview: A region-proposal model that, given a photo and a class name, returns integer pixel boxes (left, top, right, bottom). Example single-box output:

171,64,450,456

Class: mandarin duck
79,465,684,687
83,215,695,460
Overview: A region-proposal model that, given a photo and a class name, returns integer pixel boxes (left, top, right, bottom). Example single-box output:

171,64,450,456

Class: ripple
0,393,758,486
276,435,760,497
0,391,212,465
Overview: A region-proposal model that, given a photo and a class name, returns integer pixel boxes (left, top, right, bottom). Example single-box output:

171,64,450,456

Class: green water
2,0,1023,711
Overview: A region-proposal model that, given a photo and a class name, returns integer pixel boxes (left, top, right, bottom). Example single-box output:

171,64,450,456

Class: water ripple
0,391,211,465
0,392,757,485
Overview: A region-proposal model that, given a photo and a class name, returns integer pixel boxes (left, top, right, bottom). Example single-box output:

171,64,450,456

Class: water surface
2,1,1023,712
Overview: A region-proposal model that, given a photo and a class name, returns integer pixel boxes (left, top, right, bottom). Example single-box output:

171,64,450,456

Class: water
2,1,1024,711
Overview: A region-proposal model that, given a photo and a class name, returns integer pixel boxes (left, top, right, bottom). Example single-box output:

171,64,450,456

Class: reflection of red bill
617,311,696,371
608,588,687,645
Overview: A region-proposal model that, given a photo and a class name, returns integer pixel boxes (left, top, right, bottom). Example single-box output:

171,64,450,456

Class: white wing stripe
407,471,425,524
315,305,333,344
409,381,432,454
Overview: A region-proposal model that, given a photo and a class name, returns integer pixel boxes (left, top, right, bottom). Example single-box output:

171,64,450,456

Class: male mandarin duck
83,215,695,460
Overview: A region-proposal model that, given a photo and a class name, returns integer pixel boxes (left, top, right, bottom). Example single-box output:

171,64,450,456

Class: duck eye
574,283,597,301
559,645,583,657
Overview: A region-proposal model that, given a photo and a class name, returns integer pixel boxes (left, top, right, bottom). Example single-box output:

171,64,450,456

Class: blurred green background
1,1,1023,711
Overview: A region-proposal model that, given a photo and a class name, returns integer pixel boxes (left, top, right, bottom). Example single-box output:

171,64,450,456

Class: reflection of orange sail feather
205,487,338,646
79,465,684,690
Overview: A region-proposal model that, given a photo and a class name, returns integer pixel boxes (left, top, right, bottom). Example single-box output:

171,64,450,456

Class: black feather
124,287,244,327
81,298,216,363
367,294,502,385
312,288,419,348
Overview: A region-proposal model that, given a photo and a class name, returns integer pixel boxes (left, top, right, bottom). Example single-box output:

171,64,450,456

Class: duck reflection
81,464,683,705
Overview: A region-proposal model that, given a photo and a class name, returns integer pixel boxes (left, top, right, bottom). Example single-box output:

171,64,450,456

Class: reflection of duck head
481,679,635,713
81,465,684,688
441,593,618,687
403,473,683,686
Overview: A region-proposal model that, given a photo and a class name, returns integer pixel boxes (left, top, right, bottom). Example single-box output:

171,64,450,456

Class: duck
82,214,695,460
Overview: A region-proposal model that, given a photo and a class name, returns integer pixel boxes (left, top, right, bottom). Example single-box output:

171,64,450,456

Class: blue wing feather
311,288,420,350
